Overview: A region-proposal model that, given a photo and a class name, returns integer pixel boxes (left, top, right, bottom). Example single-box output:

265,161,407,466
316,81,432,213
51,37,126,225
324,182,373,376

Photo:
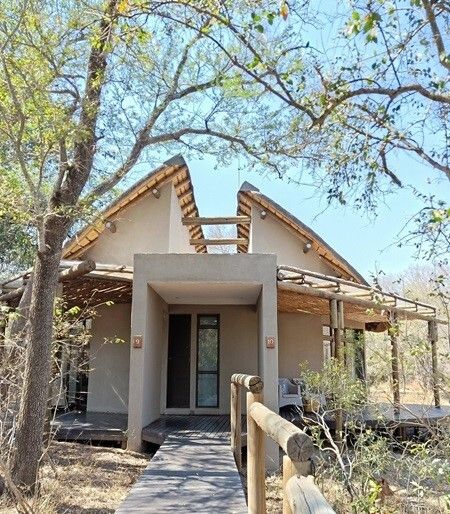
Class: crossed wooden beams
183,216,251,247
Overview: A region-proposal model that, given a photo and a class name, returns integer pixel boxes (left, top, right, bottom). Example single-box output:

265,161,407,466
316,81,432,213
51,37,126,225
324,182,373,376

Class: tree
184,0,449,252
0,0,301,489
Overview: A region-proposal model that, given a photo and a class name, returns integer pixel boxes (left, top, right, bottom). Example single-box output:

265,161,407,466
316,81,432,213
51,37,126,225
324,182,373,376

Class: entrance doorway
166,314,191,408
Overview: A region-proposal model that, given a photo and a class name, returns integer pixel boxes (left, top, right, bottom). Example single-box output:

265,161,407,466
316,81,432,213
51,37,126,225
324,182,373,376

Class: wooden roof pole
0,260,96,303
182,216,251,225
389,313,401,414
277,281,441,323
428,320,441,408
330,299,344,449
189,238,247,246
278,267,435,312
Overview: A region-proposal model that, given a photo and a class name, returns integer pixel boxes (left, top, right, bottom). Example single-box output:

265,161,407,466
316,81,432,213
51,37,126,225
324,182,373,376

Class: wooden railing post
231,373,333,513
282,456,295,514
247,389,265,514
230,381,242,470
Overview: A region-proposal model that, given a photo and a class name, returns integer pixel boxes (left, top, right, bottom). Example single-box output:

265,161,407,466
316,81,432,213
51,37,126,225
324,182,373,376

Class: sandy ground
0,442,150,513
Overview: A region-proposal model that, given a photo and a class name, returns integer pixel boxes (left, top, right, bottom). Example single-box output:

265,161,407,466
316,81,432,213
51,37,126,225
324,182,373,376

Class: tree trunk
10,221,66,491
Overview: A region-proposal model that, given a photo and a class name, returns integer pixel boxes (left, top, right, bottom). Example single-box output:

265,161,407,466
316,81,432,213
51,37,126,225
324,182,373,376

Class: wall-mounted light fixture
260,210,267,219
303,241,312,253
105,220,116,233
152,188,160,198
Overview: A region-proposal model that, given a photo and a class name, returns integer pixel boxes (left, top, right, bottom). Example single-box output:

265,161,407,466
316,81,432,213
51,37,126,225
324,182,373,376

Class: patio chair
278,378,303,408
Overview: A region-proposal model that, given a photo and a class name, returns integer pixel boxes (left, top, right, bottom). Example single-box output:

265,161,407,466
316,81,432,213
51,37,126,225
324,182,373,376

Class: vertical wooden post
336,300,344,362
428,320,441,408
335,300,344,448
354,329,366,382
230,381,242,470
390,313,401,413
330,299,338,359
247,390,265,514
282,455,295,514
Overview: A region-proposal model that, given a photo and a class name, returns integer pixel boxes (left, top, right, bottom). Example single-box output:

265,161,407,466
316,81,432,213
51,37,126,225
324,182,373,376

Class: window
196,315,220,408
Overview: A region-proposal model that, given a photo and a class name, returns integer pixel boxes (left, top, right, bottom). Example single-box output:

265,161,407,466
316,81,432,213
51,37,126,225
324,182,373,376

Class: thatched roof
237,182,367,284
63,155,206,259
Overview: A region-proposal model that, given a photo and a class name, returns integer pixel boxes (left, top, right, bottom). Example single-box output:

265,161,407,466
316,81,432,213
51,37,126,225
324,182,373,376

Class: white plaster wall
87,303,131,413
142,288,168,424
128,253,278,461
250,207,339,276
168,305,258,414
278,312,324,376
84,183,173,265
168,186,194,253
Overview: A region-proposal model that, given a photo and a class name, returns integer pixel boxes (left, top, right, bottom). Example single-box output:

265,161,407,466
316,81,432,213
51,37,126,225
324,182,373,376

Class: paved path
116,433,247,513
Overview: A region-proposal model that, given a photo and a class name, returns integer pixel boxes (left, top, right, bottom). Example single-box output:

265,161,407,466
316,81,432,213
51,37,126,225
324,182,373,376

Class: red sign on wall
133,335,143,349
265,336,276,349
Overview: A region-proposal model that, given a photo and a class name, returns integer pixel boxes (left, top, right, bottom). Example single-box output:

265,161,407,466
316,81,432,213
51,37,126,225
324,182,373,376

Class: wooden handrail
230,373,334,514
231,373,264,393
248,402,314,463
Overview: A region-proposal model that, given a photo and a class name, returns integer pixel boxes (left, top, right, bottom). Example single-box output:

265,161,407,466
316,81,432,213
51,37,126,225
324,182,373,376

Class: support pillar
428,320,441,408
257,275,279,471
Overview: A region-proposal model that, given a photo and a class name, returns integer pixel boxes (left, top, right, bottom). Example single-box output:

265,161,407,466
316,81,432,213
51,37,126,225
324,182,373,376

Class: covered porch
277,266,447,437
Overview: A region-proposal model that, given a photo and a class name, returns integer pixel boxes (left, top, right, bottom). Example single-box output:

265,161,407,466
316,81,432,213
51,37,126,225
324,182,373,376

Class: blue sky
184,154,449,280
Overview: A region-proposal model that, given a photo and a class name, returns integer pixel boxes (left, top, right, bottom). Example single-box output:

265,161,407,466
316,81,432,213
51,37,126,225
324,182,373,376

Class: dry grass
264,469,450,514
370,380,450,406
0,442,150,513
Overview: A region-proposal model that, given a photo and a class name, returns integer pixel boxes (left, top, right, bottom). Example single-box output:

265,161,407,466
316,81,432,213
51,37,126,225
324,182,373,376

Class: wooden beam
428,320,441,408
390,313,401,413
182,216,251,226
249,402,314,462
0,260,96,303
178,189,192,204
231,373,264,393
277,281,441,323
174,177,190,193
278,266,436,312
189,238,247,246
335,300,344,448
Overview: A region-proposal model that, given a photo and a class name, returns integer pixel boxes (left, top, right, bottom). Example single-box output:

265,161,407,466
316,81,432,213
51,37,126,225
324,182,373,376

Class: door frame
161,310,221,415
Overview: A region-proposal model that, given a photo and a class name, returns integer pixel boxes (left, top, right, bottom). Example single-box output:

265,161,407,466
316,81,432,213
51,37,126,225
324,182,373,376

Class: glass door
196,314,220,408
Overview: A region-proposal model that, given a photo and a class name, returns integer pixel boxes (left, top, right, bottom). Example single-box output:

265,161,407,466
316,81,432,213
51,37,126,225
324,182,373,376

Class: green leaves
346,10,381,42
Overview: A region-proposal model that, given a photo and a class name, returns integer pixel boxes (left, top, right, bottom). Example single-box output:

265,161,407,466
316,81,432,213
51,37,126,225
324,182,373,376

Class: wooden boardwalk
118,415,247,513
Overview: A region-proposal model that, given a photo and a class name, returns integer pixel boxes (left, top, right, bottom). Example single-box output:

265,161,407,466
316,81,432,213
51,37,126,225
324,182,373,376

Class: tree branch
57,0,119,207
422,0,450,72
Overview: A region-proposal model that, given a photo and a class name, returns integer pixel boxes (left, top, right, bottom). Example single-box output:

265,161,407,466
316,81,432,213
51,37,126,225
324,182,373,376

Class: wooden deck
361,403,450,427
297,403,450,433
52,411,127,442
118,415,247,513
142,414,245,445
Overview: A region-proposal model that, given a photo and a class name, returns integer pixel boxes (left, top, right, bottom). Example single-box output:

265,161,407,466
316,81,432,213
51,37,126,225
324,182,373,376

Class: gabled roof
237,182,367,284
63,155,206,259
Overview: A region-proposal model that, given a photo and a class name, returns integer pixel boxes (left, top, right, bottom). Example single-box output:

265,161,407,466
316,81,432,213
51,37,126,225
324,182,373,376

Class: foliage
0,216,35,278
189,0,450,256
300,359,450,513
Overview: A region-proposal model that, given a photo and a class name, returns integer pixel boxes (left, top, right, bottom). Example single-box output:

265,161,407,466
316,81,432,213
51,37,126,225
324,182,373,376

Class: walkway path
117,415,247,513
